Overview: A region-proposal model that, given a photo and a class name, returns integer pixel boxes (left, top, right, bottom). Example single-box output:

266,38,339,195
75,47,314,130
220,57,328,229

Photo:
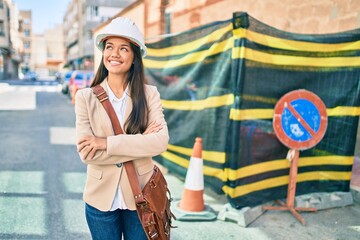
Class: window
165,13,171,34
86,6,99,21
0,21,4,36
24,29,30,36
0,0,3,8
23,53,30,62
92,6,98,17
87,30,92,40
24,41,30,49
23,19,30,25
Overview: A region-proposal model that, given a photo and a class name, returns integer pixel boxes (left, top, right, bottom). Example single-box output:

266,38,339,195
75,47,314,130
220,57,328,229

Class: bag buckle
164,222,170,235
136,201,147,208
150,179,157,188
96,91,109,102
149,231,158,239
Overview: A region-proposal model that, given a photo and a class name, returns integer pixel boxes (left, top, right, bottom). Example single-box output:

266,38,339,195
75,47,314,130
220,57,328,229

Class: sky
14,0,71,34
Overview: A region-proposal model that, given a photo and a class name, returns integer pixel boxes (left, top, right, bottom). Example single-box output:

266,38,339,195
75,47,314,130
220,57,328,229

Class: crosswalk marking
50,127,76,145
0,83,62,110
0,90,36,110
0,171,88,236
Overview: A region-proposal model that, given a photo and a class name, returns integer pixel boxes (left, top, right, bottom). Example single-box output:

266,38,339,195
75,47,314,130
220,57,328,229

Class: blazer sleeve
106,86,169,158
75,89,93,141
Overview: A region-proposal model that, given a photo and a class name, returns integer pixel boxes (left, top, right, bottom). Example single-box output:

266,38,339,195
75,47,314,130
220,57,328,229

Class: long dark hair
91,42,148,134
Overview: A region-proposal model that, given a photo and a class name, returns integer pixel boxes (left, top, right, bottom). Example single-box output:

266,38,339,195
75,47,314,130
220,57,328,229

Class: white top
106,80,129,211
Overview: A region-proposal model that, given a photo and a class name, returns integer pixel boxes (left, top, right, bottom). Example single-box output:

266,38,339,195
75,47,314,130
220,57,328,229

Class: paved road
0,80,359,240
0,81,90,239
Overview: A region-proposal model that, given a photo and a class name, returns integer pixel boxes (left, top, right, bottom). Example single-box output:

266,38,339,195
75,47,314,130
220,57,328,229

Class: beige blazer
75,81,169,211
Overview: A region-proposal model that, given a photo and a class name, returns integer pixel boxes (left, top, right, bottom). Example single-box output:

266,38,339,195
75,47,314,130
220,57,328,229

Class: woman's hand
77,136,107,160
143,121,163,135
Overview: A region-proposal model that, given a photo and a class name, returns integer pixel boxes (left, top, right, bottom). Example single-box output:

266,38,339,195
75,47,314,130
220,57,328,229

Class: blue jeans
85,203,147,240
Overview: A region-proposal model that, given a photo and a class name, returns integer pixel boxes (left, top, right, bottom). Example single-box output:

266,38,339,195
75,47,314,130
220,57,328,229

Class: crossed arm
77,121,163,160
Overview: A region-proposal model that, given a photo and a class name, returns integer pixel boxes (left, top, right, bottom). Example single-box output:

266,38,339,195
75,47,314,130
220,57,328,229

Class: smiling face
102,37,134,78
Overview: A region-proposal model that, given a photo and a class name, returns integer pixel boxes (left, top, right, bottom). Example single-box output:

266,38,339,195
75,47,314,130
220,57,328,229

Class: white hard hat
95,17,147,57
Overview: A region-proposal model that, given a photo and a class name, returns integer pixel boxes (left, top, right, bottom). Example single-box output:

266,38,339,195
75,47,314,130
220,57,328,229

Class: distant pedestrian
74,17,169,240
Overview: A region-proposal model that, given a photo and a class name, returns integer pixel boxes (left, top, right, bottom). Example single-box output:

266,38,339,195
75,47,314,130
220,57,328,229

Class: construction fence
144,12,360,208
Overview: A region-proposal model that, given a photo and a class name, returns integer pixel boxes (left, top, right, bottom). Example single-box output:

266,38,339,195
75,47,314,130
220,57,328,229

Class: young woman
74,17,169,240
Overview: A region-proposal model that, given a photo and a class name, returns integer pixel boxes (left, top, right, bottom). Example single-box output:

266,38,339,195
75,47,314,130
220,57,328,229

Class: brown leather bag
92,85,176,239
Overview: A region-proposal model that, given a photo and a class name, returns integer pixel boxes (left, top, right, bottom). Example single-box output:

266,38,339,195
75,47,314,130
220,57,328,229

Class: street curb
216,191,354,227
295,191,353,210
217,203,266,227
350,186,360,203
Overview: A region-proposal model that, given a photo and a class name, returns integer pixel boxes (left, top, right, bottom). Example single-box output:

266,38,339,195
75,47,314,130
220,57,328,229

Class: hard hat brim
96,33,147,57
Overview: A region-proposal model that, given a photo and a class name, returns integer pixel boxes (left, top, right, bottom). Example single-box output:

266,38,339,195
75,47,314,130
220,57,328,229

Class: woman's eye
105,45,113,50
121,47,128,52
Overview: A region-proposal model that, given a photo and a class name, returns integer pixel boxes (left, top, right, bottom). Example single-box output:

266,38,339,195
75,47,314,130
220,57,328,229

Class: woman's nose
111,51,120,57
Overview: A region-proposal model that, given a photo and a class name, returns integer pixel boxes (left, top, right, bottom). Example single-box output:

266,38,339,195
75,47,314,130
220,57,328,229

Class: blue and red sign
273,90,328,150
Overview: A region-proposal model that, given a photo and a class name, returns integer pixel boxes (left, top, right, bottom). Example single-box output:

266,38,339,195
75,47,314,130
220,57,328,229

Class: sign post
263,89,328,225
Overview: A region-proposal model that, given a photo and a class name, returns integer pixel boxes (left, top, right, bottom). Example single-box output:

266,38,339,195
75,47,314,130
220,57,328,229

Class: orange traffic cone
179,137,205,211
172,137,216,221
71,86,78,105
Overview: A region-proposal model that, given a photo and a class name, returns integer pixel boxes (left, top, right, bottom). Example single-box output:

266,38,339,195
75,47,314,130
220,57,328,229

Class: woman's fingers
77,136,107,160
80,145,91,159
77,136,90,145
77,136,90,151
88,147,98,160
80,144,97,160
77,141,88,152
144,122,163,134
144,121,157,132
82,146,95,160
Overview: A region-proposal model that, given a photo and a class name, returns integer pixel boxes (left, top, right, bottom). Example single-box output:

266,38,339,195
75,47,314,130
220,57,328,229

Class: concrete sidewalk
166,156,360,240
350,156,360,203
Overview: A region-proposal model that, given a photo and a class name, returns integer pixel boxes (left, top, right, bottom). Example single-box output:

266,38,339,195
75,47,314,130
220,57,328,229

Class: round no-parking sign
273,90,328,150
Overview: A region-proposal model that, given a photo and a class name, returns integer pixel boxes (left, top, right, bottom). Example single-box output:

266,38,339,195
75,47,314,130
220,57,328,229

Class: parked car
61,71,73,94
68,70,95,100
24,71,38,81
55,72,62,81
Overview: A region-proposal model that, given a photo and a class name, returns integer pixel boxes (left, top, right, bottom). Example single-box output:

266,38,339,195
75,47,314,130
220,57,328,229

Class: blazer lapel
95,80,133,136
123,86,133,134
95,80,115,136
124,89,133,129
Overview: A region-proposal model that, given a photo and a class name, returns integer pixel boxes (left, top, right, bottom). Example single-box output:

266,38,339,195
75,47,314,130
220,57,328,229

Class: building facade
0,0,10,79
44,24,65,76
1,0,359,79
19,10,32,73
29,24,65,79
92,0,360,72
0,0,23,80
143,0,360,38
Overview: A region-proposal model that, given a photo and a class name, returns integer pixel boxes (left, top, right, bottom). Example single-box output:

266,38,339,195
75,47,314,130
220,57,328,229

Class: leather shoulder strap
91,85,144,204
92,85,124,135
